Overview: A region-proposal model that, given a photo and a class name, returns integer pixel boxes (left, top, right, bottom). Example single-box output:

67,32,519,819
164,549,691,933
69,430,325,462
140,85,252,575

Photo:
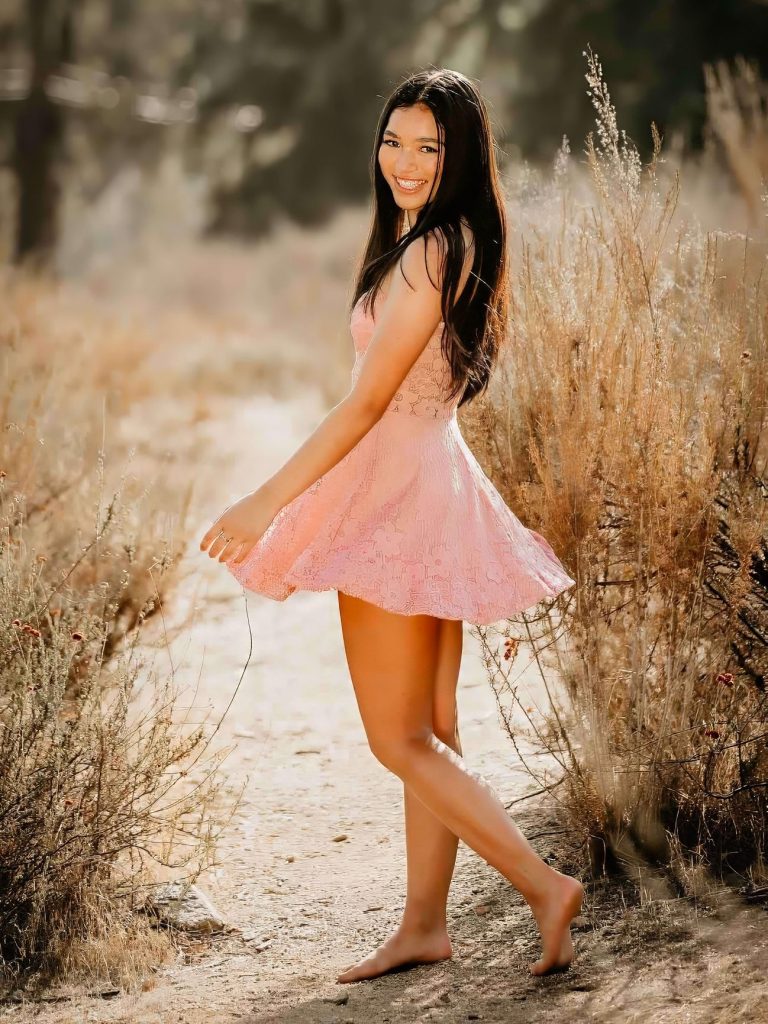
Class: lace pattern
350,294,459,421
225,287,577,624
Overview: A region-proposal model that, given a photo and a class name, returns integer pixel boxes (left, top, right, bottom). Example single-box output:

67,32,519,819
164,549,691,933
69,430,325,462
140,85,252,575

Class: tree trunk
12,0,73,269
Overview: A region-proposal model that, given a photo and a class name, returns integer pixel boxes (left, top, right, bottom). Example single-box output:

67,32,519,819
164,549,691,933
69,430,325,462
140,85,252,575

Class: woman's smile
394,176,428,192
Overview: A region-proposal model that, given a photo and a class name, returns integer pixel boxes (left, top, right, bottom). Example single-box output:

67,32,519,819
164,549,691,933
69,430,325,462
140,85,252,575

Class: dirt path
7,382,768,1024
133,386,575,1021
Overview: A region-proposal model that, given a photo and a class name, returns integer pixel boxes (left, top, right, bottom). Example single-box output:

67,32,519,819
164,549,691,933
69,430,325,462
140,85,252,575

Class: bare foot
527,872,584,976
336,925,452,983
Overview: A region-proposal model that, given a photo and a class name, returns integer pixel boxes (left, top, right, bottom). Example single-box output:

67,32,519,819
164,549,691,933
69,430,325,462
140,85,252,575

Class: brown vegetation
0,270,241,993
466,50,768,896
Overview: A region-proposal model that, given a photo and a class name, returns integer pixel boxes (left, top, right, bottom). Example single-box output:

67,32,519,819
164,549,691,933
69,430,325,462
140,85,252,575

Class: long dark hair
351,67,509,408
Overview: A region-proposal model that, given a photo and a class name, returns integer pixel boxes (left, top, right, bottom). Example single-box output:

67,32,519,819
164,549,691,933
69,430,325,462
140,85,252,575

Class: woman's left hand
199,487,281,567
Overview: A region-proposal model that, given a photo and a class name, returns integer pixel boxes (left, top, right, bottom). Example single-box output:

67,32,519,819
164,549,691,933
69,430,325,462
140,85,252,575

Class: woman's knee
368,728,432,776
367,720,462,773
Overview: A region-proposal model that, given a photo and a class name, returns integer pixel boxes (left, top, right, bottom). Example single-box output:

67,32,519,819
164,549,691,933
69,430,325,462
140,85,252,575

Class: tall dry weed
0,271,240,992
704,56,768,223
467,49,768,892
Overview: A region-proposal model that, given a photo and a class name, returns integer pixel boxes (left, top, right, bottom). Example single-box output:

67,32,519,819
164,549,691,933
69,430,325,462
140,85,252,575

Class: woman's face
378,103,443,220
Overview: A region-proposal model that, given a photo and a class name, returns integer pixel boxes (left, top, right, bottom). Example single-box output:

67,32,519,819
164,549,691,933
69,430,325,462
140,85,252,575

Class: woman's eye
382,140,439,154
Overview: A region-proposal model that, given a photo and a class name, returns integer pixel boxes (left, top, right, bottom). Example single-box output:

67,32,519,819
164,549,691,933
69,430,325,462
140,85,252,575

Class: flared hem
226,415,577,625
234,568,576,627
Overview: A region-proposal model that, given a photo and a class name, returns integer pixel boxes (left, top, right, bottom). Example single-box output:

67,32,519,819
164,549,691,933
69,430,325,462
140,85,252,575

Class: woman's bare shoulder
378,219,475,304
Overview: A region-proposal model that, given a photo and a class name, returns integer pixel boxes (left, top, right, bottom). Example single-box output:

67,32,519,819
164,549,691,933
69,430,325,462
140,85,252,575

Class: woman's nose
395,150,418,173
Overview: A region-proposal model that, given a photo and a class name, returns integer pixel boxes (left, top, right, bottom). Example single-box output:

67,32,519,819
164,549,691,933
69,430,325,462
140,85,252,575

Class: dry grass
0,269,242,993
705,56,768,224
468,50,768,893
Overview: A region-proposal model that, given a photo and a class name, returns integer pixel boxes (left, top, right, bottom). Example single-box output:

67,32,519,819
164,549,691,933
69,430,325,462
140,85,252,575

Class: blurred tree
1,0,209,267
12,0,75,266
4,0,767,264
499,0,768,160
185,0,461,235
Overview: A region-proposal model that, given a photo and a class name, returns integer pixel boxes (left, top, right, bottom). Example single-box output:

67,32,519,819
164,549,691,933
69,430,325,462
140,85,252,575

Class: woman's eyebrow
383,128,440,143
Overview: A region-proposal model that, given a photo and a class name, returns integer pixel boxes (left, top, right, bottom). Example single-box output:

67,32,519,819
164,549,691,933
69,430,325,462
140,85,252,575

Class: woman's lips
393,176,427,193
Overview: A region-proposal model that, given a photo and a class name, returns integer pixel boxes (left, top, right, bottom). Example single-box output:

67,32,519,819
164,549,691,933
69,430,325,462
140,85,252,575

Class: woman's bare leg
335,591,583,982
337,615,464,982
402,617,464,933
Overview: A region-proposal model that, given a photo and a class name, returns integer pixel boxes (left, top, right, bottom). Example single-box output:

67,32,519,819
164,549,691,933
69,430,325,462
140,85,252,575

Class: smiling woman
379,105,444,200
199,67,581,987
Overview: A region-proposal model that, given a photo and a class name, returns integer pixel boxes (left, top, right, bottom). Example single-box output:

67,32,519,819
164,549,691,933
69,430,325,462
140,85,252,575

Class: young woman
200,68,581,983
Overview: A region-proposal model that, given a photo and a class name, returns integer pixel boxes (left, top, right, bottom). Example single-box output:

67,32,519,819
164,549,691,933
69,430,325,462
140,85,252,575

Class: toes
337,962,361,980
337,969,359,983
336,934,452,984
337,956,378,983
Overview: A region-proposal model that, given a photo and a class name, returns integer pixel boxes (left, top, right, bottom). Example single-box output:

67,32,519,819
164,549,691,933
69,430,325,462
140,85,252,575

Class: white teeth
395,177,426,190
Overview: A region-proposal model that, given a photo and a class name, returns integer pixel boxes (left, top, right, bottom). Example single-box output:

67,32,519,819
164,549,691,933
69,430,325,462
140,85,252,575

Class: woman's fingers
200,524,253,564
217,536,246,563
201,525,233,557
200,508,262,563
200,492,273,562
199,522,225,551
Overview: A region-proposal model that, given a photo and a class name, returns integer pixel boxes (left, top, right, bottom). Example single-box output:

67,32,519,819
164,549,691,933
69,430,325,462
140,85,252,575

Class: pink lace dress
226,288,576,624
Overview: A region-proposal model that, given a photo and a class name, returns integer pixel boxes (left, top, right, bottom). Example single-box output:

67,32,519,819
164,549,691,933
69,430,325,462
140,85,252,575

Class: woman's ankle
522,864,564,909
399,905,449,935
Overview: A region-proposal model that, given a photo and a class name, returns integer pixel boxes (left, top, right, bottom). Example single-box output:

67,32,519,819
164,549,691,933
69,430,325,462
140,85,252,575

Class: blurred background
2,0,768,272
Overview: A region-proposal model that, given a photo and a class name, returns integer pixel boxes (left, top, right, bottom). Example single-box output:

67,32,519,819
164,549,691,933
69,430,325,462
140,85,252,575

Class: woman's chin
389,182,432,205
393,194,426,213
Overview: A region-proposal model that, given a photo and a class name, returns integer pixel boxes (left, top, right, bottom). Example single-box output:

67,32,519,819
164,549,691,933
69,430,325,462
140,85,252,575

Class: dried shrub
0,267,194,670
468,49,768,891
0,272,240,992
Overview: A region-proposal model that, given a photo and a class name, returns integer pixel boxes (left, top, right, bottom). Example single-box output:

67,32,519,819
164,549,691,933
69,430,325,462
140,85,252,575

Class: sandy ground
5,367,768,1023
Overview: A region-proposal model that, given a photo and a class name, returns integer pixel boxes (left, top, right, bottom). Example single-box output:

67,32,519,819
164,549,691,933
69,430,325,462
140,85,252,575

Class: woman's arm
258,394,382,515
261,232,445,509
200,232,445,564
